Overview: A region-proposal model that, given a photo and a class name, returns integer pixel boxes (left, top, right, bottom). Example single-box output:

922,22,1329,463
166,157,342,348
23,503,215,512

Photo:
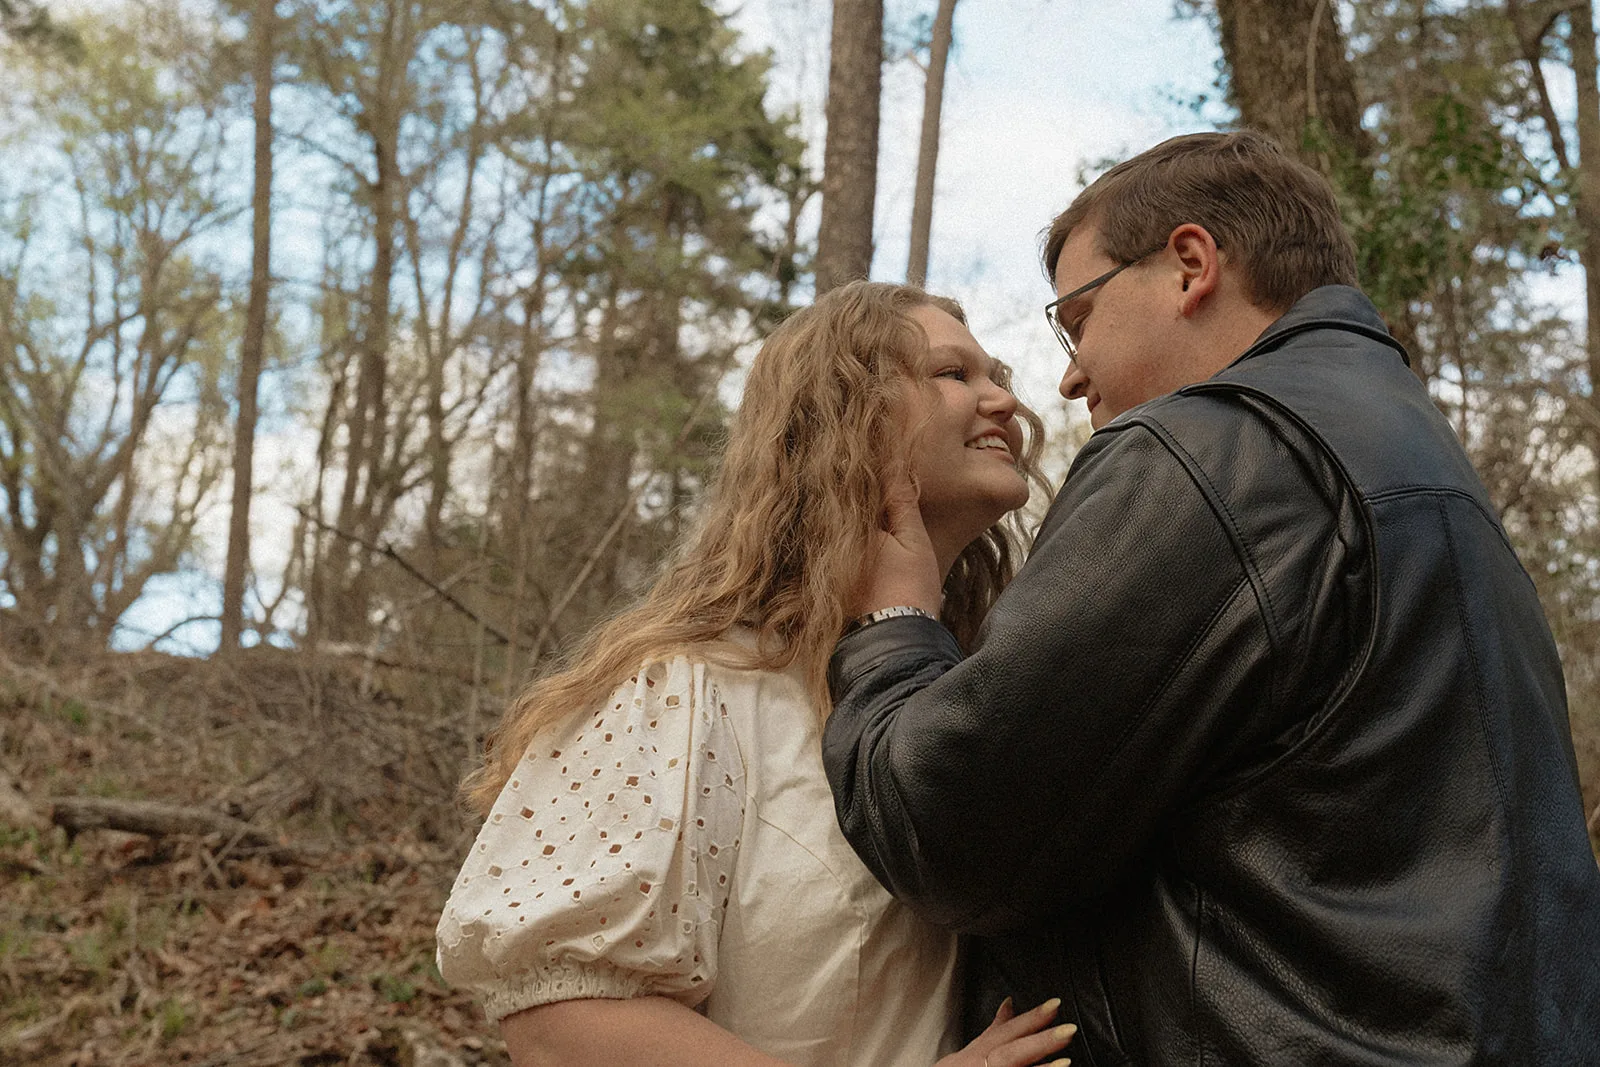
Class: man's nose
1060,360,1088,401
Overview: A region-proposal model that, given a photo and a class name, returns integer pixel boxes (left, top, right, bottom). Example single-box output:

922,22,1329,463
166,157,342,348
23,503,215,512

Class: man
822,130,1600,1064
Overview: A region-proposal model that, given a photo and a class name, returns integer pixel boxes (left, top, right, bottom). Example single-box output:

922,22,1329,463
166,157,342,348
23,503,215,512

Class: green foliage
0,925,38,964
48,697,88,730
0,0,81,59
1331,93,1538,325
373,973,418,1003
66,927,111,976
155,997,191,1041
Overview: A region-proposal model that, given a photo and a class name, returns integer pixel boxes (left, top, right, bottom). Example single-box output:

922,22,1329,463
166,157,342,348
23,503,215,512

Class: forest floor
1,646,1597,1066
0,647,508,1066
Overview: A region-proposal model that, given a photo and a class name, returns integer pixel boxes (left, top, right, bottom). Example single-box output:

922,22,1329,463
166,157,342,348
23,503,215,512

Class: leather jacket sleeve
824,405,1356,935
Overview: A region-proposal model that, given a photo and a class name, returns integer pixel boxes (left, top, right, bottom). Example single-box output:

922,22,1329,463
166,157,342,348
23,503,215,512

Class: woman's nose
978,377,1019,420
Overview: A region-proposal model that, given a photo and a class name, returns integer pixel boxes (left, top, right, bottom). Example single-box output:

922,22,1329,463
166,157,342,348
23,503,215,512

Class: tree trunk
907,0,957,289
1506,0,1575,169
1566,1,1600,469
222,0,274,651
1213,0,1368,172
574,288,637,613
816,0,883,293
1210,0,1428,372
325,3,407,641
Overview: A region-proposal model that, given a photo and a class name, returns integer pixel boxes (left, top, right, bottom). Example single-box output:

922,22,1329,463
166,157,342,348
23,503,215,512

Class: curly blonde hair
462,281,1048,815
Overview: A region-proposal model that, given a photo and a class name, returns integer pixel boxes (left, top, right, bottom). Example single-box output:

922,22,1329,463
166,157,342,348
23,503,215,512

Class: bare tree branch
293,505,514,646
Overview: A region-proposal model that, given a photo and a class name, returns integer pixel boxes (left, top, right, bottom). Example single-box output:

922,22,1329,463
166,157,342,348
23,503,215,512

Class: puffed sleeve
436,657,747,1022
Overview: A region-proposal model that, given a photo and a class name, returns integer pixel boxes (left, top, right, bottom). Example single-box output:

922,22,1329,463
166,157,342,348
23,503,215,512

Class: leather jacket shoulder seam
1365,484,1512,544
1434,495,1510,813
1134,411,1285,664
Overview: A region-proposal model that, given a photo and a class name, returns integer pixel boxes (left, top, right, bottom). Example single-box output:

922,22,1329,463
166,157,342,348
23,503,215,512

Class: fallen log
48,796,320,861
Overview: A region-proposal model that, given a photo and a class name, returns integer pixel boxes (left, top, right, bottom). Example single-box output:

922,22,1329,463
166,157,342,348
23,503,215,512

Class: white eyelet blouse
436,652,961,1066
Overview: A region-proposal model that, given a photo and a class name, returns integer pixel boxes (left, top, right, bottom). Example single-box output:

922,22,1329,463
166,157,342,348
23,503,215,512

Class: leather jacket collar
1230,283,1410,368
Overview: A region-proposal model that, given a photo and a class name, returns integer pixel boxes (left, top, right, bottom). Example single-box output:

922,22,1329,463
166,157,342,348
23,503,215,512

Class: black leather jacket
824,287,1600,1065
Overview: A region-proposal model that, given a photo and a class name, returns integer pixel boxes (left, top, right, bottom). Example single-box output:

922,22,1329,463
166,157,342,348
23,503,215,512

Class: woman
437,282,1074,1067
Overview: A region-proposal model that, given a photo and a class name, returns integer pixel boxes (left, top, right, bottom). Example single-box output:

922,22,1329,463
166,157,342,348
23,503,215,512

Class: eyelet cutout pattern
436,657,746,1022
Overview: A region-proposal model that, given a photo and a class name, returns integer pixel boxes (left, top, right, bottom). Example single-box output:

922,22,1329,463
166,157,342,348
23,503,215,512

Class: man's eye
1069,313,1089,342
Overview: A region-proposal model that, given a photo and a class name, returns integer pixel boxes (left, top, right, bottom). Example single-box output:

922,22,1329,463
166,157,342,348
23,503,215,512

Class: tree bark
907,0,957,289
1566,1,1600,465
322,0,409,641
1209,0,1429,373
1213,0,1369,171
222,0,275,651
1506,0,1577,169
816,0,883,293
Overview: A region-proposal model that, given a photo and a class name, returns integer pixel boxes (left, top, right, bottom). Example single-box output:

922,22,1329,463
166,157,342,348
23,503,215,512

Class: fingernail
1054,1023,1077,1038
1044,996,1062,1011
1000,996,1013,1011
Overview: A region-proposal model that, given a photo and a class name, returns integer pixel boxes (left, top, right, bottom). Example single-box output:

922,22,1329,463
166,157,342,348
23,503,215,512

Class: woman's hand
935,997,1076,1067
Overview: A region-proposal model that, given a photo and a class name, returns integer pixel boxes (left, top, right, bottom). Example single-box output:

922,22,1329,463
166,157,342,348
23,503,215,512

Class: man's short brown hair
1043,130,1359,313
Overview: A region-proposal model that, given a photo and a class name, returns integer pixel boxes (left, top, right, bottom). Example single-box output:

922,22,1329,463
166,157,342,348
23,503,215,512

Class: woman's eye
935,366,968,381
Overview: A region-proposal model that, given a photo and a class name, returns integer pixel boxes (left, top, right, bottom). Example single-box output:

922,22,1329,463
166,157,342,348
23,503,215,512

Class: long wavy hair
463,281,1048,815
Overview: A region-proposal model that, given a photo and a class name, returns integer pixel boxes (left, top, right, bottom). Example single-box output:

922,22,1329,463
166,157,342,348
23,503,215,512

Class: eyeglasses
1043,245,1166,360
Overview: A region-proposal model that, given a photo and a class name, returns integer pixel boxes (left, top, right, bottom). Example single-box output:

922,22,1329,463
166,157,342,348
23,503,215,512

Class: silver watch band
844,605,937,635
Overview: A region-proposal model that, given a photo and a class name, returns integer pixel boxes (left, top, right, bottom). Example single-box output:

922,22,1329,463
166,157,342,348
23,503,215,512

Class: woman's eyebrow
926,343,1004,378
927,342,981,362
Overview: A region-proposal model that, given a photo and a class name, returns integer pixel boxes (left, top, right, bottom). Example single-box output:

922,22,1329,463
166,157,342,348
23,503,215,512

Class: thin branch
1507,0,1579,169
1306,0,1329,124
292,505,513,646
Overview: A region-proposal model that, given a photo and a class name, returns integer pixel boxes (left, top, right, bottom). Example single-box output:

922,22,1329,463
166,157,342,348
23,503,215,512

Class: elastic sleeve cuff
478,957,654,1022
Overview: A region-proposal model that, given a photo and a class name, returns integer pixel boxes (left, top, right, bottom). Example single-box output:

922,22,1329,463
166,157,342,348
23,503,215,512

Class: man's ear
1169,223,1222,316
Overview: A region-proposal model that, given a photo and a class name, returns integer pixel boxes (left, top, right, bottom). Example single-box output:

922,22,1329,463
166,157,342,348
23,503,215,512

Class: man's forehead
1052,226,1109,291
